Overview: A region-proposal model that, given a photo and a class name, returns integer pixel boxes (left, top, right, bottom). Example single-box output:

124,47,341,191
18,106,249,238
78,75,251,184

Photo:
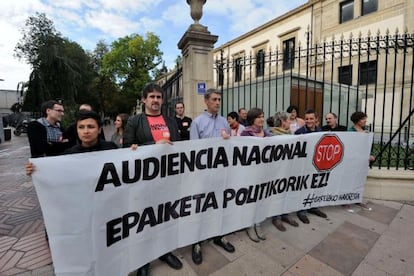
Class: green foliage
102,32,163,112
15,13,97,113
14,13,165,118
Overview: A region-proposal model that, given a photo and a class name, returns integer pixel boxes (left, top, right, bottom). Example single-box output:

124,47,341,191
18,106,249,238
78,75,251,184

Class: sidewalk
0,129,413,276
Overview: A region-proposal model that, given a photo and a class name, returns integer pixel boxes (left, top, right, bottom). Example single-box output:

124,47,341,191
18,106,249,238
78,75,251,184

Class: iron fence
214,31,414,170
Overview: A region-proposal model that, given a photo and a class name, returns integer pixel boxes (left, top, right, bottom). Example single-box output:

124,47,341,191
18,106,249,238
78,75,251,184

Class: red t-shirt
146,115,170,142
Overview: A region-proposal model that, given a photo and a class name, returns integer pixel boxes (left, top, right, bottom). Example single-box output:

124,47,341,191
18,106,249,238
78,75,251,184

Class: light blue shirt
190,111,230,139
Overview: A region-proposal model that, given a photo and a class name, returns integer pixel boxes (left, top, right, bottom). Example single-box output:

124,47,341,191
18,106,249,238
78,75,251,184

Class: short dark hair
350,111,367,124
41,100,61,117
286,105,298,113
266,116,274,127
204,88,221,100
227,111,239,121
238,107,246,113
76,110,102,127
175,102,185,108
142,83,163,99
246,108,264,126
304,109,317,117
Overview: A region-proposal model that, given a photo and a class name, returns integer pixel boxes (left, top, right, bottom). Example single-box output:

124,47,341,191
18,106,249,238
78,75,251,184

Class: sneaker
213,237,235,253
357,202,372,211
245,227,259,242
191,243,202,265
272,219,286,231
254,224,266,240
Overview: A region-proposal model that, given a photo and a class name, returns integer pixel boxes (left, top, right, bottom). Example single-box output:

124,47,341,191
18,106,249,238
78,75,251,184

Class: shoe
192,243,202,265
246,227,260,242
297,212,310,224
357,202,372,211
272,219,286,232
136,263,150,276
254,224,266,240
308,208,327,218
281,215,299,227
159,252,182,270
213,237,235,252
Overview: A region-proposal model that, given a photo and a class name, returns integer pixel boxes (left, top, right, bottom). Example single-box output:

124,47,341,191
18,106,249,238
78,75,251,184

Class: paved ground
0,128,413,276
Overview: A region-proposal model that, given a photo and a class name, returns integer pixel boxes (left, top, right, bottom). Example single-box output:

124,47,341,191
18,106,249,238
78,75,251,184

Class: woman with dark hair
111,113,129,147
227,111,245,136
241,108,269,242
286,105,305,134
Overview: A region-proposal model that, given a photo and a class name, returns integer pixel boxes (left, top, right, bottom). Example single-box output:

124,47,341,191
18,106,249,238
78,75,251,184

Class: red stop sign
313,134,344,171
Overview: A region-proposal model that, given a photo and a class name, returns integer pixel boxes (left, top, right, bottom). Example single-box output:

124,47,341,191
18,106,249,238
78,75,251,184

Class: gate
214,31,414,170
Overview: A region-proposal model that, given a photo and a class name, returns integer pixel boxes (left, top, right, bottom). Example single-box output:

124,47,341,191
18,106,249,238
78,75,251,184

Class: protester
268,111,299,231
240,108,269,242
189,88,234,265
266,116,275,131
26,110,117,173
294,109,328,223
322,112,347,131
238,107,248,126
227,111,245,136
174,102,192,140
65,103,105,147
27,100,70,158
111,113,129,148
348,111,374,211
123,83,182,276
287,105,305,134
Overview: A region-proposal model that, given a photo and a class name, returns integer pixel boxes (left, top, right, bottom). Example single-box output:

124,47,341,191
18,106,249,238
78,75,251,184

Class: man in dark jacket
294,109,328,223
123,83,182,276
27,100,71,158
322,112,347,131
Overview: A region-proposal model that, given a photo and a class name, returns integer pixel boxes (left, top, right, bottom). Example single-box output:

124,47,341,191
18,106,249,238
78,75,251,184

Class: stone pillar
178,1,218,119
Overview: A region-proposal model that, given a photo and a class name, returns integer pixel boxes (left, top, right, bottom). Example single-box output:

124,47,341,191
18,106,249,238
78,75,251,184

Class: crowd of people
24,83,374,276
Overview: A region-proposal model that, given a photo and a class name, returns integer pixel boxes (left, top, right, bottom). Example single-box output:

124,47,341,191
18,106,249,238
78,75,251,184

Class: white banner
31,132,373,275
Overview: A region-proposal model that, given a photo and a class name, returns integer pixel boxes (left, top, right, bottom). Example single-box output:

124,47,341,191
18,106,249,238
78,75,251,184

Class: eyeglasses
53,109,64,113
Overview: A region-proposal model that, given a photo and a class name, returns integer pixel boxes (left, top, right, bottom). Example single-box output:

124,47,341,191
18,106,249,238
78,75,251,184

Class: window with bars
256,49,265,77
235,58,243,82
283,38,295,70
359,60,377,85
217,63,224,86
339,65,353,85
340,0,354,23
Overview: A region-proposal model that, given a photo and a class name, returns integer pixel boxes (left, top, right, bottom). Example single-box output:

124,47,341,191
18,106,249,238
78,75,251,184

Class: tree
102,32,163,112
14,13,96,116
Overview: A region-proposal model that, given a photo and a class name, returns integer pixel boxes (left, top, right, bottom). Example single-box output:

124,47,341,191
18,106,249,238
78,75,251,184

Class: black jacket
64,140,118,154
123,113,180,147
27,120,71,158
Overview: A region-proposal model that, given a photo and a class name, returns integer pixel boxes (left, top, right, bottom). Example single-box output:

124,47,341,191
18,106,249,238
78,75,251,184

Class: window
234,58,243,82
283,38,295,70
256,49,265,77
338,65,353,85
217,63,224,86
359,60,377,85
362,0,377,16
340,0,354,23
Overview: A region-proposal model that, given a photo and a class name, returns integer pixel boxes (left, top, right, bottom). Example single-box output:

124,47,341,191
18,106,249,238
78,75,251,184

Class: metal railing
213,31,414,170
